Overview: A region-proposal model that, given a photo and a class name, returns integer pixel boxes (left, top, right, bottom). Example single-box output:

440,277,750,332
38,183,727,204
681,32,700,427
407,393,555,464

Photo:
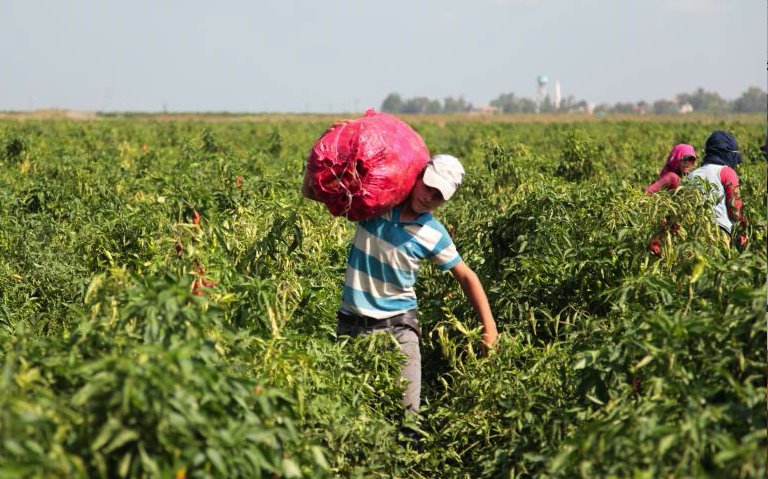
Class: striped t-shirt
340,205,461,319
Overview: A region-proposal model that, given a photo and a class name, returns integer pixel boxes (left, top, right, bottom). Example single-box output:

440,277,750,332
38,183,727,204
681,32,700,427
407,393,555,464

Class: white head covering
422,154,465,200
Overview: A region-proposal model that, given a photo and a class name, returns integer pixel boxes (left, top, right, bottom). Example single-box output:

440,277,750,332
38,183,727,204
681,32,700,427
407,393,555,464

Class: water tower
536,75,549,113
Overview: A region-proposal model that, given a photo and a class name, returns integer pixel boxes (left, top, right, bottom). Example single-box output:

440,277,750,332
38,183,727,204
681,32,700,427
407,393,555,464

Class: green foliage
732,86,768,114
0,117,764,478
3,134,27,163
555,129,603,181
381,93,472,114
383,86,768,115
490,93,538,114
677,88,730,114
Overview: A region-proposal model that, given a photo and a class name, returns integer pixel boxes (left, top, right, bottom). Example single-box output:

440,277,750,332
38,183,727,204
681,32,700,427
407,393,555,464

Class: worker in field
687,131,747,249
645,144,697,194
326,154,498,416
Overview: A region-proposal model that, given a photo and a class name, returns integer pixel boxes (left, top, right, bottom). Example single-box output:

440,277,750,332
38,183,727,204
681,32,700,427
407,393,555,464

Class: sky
1,0,765,113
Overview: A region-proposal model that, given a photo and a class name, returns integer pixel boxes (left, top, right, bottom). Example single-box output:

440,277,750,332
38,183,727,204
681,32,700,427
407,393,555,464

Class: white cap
422,154,465,200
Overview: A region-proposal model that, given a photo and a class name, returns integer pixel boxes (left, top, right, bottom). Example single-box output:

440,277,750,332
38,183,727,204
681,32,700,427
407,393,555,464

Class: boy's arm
449,260,498,349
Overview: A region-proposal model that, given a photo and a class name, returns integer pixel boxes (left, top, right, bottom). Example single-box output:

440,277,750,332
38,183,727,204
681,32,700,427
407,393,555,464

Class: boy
332,154,497,413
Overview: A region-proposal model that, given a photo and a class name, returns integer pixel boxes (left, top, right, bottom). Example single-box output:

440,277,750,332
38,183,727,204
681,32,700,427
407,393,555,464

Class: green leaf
104,429,139,453
92,418,121,451
657,434,676,456
311,446,330,470
3,439,25,456
585,394,604,406
281,458,301,478
632,355,654,372
207,448,227,474
118,451,133,478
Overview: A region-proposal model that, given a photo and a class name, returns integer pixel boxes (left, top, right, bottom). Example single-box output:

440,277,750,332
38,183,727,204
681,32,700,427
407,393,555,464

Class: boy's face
409,175,446,214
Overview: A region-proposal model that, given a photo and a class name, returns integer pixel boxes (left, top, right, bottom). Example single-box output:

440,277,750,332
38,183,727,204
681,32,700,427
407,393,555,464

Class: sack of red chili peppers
302,108,430,221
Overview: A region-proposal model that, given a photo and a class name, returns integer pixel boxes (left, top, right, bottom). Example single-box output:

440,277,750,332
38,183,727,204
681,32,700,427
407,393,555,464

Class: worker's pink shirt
646,172,681,194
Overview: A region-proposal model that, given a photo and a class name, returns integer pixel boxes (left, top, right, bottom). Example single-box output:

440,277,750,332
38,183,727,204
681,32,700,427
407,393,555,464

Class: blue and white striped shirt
340,205,461,319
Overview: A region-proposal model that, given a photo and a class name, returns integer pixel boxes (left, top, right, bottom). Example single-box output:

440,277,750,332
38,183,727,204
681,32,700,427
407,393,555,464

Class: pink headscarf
659,144,696,177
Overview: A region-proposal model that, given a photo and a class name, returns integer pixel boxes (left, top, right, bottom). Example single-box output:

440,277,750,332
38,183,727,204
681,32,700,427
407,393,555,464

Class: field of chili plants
0,115,765,478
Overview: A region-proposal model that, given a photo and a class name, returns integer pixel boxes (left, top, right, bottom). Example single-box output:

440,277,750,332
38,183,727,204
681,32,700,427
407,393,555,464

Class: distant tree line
381,86,767,115
381,94,473,114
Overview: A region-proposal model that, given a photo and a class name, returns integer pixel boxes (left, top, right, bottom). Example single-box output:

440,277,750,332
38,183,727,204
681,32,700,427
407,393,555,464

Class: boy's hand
480,323,498,357
449,261,497,357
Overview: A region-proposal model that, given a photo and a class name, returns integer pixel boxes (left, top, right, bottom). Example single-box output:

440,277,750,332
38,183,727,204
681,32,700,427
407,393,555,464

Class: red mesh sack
302,109,430,221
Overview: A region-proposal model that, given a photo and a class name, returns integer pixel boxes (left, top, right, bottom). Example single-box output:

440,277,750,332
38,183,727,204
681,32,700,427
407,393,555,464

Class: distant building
679,103,694,114
470,105,500,115
634,103,648,115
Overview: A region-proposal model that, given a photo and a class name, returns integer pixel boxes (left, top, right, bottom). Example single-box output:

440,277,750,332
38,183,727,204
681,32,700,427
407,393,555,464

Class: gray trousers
336,320,421,413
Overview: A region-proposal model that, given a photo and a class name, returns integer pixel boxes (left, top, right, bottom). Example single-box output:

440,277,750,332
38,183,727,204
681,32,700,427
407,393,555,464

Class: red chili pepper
648,237,661,255
191,279,205,296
